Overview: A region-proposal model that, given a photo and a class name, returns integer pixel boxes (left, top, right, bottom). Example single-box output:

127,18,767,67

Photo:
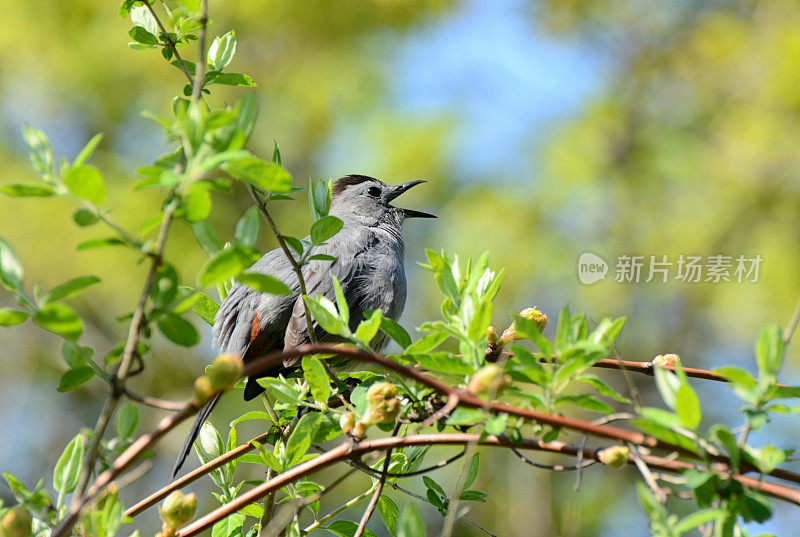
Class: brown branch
123,389,187,411
174,433,800,537
52,403,196,537
126,430,270,517
239,344,800,484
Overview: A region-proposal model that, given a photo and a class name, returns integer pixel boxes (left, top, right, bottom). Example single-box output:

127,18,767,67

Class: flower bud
207,354,244,391
519,307,547,333
597,445,629,468
159,491,197,530
339,412,355,435
362,382,401,425
192,376,215,406
652,354,679,367
0,507,32,537
499,327,516,346
486,326,499,346
467,364,511,397
352,420,368,439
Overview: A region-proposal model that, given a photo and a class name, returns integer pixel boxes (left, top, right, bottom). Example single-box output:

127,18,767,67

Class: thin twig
142,0,194,86
354,423,401,537
629,443,667,503
247,186,317,346
72,200,178,504
191,0,208,102
783,292,800,344
53,403,195,537
123,389,187,411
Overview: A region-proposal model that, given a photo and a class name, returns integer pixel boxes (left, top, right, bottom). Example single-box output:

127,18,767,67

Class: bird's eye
367,186,381,197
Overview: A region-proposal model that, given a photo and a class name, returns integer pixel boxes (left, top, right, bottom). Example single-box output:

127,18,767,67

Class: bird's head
329,175,436,227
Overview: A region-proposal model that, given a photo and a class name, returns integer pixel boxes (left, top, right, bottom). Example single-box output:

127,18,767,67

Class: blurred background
2,0,800,535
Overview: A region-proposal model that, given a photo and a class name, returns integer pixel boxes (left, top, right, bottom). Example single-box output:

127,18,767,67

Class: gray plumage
172,175,434,477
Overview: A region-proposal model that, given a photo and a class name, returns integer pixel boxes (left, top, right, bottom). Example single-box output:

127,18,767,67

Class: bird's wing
283,243,368,358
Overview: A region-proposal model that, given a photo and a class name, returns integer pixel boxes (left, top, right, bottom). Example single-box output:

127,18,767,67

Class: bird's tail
172,393,220,479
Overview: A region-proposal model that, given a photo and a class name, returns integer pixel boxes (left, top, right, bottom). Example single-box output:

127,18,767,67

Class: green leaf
401,352,473,376
235,272,290,295
180,286,219,325
234,207,259,248
405,332,449,354
234,93,258,140
128,26,158,45
755,324,784,379
63,165,106,205
285,412,321,465
673,509,721,533
555,394,613,413
207,30,236,71
397,504,426,537
0,237,24,292
73,133,104,168
157,313,200,347
22,124,54,174
653,366,680,410
324,521,378,537
740,489,773,523
229,411,273,428
208,72,256,87
554,305,571,351
309,215,343,244
577,375,631,403
302,356,331,404
130,4,158,35
467,298,492,342
446,407,485,426
331,276,349,325
355,310,382,345
303,296,347,336
116,403,139,441
192,220,223,255
41,276,100,305
377,495,399,536
34,303,83,340
0,308,30,326
211,513,245,537
180,183,212,222
0,183,55,197
632,418,698,454
225,158,292,192
53,434,84,495
77,237,126,250
745,444,789,474
675,382,701,429
378,316,411,349
73,207,100,226
197,247,260,288
463,452,481,490
57,366,95,392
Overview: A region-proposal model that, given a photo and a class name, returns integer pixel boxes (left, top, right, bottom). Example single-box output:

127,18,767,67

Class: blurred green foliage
2,0,800,535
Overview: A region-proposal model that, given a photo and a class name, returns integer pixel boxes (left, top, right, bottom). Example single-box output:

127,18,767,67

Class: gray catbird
172,175,435,477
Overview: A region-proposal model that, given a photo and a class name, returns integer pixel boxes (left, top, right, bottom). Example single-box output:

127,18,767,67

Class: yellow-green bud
339,412,355,434
192,376,215,406
499,327,516,346
362,382,401,425
652,354,679,367
467,364,511,397
486,326,499,346
207,354,244,391
0,507,32,537
597,445,629,468
159,491,197,530
352,421,368,439
519,307,547,333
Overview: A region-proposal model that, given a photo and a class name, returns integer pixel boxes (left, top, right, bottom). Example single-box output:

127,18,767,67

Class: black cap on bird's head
330,175,436,223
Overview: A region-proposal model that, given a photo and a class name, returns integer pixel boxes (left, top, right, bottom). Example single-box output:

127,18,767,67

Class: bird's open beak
387,180,437,219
